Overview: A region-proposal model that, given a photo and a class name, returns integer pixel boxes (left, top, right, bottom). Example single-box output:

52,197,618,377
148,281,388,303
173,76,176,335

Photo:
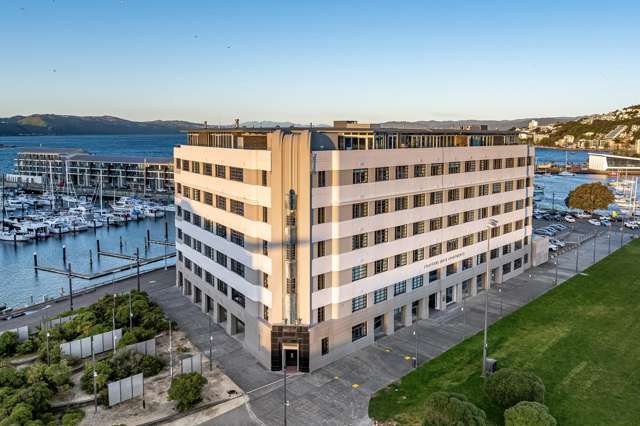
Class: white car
576,212,591,219
564,215,576,223
550,238,566,248
548,243,558,252
624,221,639,229
599,215,612,222
588,219,601,226
601,220,612,227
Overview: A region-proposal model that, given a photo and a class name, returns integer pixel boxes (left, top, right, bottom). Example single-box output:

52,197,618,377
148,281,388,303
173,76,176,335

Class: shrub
17,382,53,414
485,368,545,408
0,366,25,388
17,339,36,355
0,332,19,357
45,360,72,391
0,402,33,426
168,372,207,412
505,401,557,426
61,409,85,426
422,391,487,426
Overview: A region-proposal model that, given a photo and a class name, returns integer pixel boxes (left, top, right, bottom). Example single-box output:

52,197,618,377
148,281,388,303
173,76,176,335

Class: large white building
173,122,534,372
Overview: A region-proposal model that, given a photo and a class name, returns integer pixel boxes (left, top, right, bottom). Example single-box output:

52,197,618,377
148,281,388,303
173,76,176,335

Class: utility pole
92,339,98,414
112,294,117,354
136,247,141,292
575,242,580,272
413,329,418,368
482,218,498,377
209,316,213,371
593,232,597,263
129,291,133,330
169,321,173,378
67,263,73,311
554,256,559,285
283,349,288,426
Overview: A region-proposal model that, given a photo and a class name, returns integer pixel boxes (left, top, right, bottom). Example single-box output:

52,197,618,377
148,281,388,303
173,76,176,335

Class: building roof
184,126,517,136
70,154,171,164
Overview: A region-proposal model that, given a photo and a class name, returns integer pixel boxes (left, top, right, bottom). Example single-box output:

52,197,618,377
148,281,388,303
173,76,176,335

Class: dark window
217,279,228,295
431,163,444,176
216,195,227,210
353,168,368,184
393,281,406,296
230,230,244,247
352,295,367,312
318,306,325,323
414,164,426,177
317,171,326,187
230,167,243,182
231,288,245,307
374,258,388,274
321,337,329,355
230,199,244,216
448,162,461,174
352,233,368,250
215,165,226,178
352,322,367,342
216,252,227,267
395,165,408,179
216,224,227,239
375,167,389,181
374,288,387,304
394,196,408,211
374,229,388,244
374,199,389,214
352,202,368,218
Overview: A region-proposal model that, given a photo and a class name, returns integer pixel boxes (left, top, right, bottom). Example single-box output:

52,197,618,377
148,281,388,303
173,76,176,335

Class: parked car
534,228,552,236
601,220,612,227
564,215,575,223
624,221,639,229
548,243,558,252
549,224,567,231
543,227,557,236
550,238,566,248
534,213,544,220
599,215,612,222
576,212,591,219
588,219,602,226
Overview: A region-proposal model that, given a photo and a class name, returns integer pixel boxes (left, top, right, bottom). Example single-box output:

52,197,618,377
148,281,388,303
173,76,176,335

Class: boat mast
99,169,103,211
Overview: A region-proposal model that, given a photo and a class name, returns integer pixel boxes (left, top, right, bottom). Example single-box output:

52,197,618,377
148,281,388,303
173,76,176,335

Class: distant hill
0,114,201,136
381,117,575,131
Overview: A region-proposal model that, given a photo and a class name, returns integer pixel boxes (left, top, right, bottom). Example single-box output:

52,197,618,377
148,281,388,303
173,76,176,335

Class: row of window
179,259,247,308
175,157,269,186
315,202,530,259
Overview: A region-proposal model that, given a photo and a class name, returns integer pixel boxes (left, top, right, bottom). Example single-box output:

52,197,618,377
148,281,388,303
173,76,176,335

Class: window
517,157,526,167
394,196,408,211
502,262,512,274
374,229,388,244
514,258,522,269
412,275,424,289
463,187,475,199
393,281,406,296
352,233,368,250
465,160,476,172
491,248,500,259
446,263,457,276
175,158,181,169
192,162,201,173
491,205,501,216
352,295,367,312
447,188,460,202
504,181,514,192
524,254,529,264
353,168,368,184
317,274,325,290
203,163,212,175
375,258,388,274
429,269,439,282
462,257,473,270
493,159,503,169
515,239,523,250
463,234,474,247
479,159,489,171
182,210,191,222
375,167,389,181
492,182,502,194
205,271,214,285
394,225,407,239
463,210,475,223
477,252,487,265
216,223,227,239
321,337,329,355
262,170,268,186
374,199,389,214
352,322,367,342
182,159,190,170
413,193,426,207
262,206,268,223
505,158,515,168
316,241,326,257
394,253,407,267
374,288,388,304
491,226,500,238
478,207,488,220
216,195,227,210
215,165,226,178
217,279,228,295
230,230,244,247
230,259,245,277
429,243,442,257
430,217,443,231
430,163,444,176
413,221,425,235
517,179,525,190
317,171,326,187
502,244,512,255
445,286,454,304
448,162,461,174
395,165,408,179
414,164,426,177
263,273,269,288
478,184,489,196
204,192,213,205
503,223,513,234
263,305,269,321
230,199,244,216
352,202,368,218
352,265,368,281
230,167,243,182
430,191,443,205
447,214,459,227
231,288,245,307
216,251,227,267
413,248,424,262
317,207,326,224
447,238,459,252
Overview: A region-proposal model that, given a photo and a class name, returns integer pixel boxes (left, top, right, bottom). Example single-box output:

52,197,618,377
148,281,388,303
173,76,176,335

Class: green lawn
369,239,640,425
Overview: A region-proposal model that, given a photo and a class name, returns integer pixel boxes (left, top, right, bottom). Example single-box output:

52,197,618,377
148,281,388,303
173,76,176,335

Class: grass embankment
369,239,640,425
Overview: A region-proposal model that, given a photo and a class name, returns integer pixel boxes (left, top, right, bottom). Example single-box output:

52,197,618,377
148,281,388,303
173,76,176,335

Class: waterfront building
11,147,173,196
588,152,640,173
174,121,534,372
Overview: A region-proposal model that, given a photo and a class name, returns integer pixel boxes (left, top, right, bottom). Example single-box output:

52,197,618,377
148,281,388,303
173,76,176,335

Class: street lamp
412,329,418,368
482,218,498,378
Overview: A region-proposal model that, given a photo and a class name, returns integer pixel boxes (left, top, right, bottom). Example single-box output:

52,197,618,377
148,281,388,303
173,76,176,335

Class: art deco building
174,121,533,372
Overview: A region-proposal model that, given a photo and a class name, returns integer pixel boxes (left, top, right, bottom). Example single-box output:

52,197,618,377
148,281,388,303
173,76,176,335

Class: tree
0,331,19,357
422,392,487,426
565,183,614,212
485,368,545,408
505,401,557,426
168,372,207,412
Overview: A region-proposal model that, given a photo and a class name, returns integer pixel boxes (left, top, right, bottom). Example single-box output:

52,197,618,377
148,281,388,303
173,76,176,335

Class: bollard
89,249,93,268
33,252,38,269
119,236,123,252
106,216,110,227
96,239,101,255
67,263,74,311
147,229,151,245
13,233,17,246
62,245,67,265
164,221,168,241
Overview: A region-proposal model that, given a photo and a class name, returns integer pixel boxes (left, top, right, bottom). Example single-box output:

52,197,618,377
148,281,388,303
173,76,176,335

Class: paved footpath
2,228,636,426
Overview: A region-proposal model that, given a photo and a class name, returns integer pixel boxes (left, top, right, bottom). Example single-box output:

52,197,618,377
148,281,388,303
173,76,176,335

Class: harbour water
0,137,613,309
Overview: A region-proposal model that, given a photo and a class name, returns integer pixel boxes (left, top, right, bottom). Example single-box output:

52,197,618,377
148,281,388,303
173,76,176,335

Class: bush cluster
422,391,487,426
485,368,545,408
504,401,557,426
168,372,207,412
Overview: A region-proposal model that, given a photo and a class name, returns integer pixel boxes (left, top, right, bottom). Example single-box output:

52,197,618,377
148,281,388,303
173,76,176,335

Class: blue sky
1,0,639,123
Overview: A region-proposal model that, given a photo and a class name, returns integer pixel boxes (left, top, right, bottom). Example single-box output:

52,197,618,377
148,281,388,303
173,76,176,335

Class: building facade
12,148,173,196
174,122,534,372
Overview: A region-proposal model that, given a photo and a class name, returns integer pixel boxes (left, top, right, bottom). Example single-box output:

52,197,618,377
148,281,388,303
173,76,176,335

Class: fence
180,353,202,375
108,373,144,407
60,329,123,359
0,326,29,342
47,314,77,329
124,338,156,356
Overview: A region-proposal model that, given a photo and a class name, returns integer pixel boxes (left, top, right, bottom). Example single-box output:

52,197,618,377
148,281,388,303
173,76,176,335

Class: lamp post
283,349,289,426
413,329,418,368
575,242,580,272
593,232,597,263
554,255,559,285
482,218,498,377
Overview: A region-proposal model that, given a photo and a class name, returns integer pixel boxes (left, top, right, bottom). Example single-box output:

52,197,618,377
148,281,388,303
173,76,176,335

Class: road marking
149,280,157,283
351,383,360,389
403,355,412,361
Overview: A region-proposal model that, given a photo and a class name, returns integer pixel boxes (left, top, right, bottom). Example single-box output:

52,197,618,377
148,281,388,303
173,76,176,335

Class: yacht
46,217,71,234
143,205,165,218
0,230,30,242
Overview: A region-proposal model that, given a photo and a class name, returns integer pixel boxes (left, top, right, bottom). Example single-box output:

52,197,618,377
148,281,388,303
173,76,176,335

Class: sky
1,0,639,124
